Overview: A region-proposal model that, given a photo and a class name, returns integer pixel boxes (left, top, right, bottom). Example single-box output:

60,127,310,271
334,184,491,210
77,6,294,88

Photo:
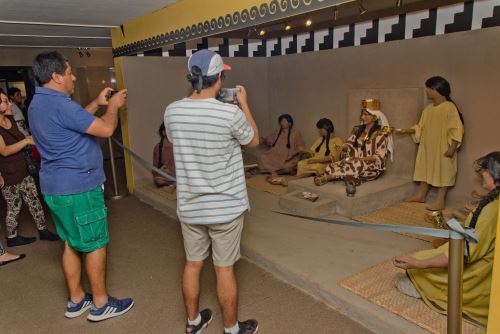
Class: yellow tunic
408,198,499,326
411,101,464,187
297,136,343,176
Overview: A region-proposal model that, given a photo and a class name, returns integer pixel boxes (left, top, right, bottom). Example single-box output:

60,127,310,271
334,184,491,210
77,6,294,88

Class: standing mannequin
396,76,464,210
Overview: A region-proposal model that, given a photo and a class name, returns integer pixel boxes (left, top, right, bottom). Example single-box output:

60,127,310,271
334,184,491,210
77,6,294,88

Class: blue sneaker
87,296,134,322
65,293,93,318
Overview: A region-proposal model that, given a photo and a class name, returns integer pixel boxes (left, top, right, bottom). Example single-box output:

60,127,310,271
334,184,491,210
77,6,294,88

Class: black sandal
0,254,26,266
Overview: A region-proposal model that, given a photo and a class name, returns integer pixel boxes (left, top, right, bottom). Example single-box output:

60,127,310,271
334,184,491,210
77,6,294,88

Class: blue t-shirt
29,87,106,196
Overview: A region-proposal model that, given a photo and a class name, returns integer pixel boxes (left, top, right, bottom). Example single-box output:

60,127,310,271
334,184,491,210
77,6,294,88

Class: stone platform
280,176,416,217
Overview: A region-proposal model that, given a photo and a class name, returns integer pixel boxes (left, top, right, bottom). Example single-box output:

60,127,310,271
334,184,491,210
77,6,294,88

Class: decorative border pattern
124,0,500,58
113,0,349,57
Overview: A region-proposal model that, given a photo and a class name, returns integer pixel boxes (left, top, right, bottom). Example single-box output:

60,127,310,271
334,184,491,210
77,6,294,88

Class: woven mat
353,202,451,243
246,175,299,196
340,259,485,334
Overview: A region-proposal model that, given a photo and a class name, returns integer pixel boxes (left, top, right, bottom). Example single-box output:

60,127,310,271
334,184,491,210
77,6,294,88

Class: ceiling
0,0,179,48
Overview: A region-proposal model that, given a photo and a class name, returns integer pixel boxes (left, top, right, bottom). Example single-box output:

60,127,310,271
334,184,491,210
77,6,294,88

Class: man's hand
95,87,114,106
108,89,128,110
0,175,5,188
393,256,420,270
235,85,248,108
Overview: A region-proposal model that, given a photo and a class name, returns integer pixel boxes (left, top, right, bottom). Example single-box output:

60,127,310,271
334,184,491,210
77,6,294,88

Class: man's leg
85,246,108,308
182,260,204,321
215,265,238,328
62,242,85,303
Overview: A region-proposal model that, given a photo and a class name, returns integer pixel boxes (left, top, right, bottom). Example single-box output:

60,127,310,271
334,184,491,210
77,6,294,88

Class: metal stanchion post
107,137,126,200
447,233,464,334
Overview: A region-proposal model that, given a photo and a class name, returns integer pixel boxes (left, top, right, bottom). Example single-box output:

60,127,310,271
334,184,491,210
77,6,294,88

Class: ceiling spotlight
77,48,84,58
357,1,367,15
333,6,339,21
285,23,292,31
396,0,403,7
305,19,312,27
86,50,91,58
259,29,266,37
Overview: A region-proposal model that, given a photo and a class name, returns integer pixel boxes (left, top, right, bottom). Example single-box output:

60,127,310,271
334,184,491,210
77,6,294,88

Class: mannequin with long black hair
297,118,343,177
314,100,393,190
394,152,500,327
396,76,464,210
152,122,176,193
259,114,305,185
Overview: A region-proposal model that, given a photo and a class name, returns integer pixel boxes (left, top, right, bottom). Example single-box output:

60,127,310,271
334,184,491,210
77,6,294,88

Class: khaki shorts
181,214,244,267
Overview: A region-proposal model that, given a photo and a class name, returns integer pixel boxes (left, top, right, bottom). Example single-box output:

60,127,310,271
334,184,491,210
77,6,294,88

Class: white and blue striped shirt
164,98,254,224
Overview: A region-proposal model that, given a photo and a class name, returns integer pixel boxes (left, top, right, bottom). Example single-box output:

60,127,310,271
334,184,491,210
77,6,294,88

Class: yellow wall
111,0,275,48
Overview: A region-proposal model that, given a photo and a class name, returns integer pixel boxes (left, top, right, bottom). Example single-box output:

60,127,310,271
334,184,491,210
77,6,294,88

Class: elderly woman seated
314,99,394,194
393,151,500,327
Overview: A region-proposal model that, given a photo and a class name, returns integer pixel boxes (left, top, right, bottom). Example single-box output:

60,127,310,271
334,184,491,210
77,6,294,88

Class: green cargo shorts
45,186,109,253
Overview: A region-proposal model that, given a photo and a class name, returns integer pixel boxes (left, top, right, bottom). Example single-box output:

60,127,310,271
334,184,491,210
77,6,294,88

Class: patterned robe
324,127,389,182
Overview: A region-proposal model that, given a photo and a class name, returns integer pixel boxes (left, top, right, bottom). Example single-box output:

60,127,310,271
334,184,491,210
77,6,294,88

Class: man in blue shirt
29,51,133,322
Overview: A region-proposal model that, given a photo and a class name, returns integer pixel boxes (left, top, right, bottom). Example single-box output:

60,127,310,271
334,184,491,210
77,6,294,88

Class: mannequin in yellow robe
297,118,343,177
394,152,500,326
396,76,464,210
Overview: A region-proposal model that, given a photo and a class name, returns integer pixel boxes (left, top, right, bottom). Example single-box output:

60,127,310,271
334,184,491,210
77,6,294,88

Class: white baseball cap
187,49,231,76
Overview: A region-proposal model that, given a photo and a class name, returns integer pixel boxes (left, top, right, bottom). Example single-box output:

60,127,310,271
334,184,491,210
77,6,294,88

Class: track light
305,19,312,27
85,48,91,57
333,6,339,21
285,23,292,31
396,0,403,7
357,1,367,15
77,48,84,58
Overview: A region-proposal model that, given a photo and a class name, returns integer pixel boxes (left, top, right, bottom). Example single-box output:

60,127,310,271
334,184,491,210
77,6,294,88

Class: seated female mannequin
314,99,394,192
152,122,176,193
258,114,305,186
393,151,500,327
297,118,343,177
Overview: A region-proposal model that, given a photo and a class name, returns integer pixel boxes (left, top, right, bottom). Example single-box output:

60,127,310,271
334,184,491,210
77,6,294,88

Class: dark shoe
39,229,60,241
65,292,93,318
87,296,134,322
7,235,37,247
224,319,259,334
0,253,26,266
185,309,213,334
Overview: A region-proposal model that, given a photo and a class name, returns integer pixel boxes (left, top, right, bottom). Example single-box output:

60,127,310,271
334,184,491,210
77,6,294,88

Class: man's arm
235,85,259,148
86,89,127,138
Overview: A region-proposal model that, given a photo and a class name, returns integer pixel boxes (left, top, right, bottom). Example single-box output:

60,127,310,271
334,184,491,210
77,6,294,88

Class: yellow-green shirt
297,136,343,175
408,198,499,326
411,101,464,187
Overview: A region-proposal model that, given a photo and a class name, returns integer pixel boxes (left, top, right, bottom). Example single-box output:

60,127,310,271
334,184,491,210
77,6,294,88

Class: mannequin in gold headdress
314,99,393,190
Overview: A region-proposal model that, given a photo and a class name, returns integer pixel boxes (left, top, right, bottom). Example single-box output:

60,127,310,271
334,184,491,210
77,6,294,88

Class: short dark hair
187,66,222,93
7,87,21,97
32,51,68,85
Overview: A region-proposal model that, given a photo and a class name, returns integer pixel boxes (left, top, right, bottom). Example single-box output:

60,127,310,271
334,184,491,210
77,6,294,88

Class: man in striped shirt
164,50,259,334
